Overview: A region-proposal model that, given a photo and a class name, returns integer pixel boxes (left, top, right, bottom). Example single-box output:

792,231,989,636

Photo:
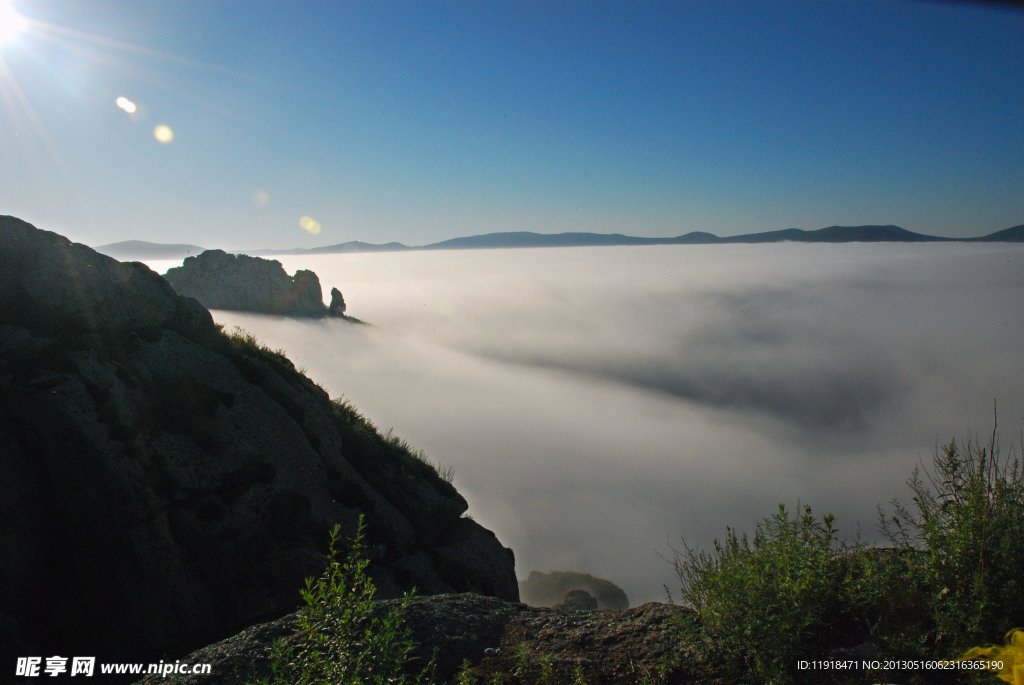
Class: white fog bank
151,243,1024,604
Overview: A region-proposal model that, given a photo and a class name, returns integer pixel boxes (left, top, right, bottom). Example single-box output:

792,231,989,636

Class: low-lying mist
152,243,1024,605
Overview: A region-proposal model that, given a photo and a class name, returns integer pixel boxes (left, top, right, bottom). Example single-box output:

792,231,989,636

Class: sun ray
25,18,268,83
0,58,89,209
18,18,268,123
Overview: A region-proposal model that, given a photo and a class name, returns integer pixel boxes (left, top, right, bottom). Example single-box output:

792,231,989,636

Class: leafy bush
880,430,1024,659
673,503,869,683
672,422,1024,684
258,516,431,685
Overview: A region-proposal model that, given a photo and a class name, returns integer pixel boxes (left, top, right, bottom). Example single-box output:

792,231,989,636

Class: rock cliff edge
0,216,517,669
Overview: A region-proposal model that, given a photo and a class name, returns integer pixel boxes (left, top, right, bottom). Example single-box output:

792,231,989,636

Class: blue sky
1,0,1022,248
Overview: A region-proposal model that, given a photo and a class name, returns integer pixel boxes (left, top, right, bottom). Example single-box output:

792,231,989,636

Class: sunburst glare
1,4,259,209
0,0,28,46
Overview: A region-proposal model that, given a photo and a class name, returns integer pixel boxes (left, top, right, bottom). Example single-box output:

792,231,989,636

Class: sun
0,0,28,45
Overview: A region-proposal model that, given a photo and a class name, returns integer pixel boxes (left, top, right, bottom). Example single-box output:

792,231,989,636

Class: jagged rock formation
163,249,348,318
134,594,697,685
519,570,630,610
0,216,516,670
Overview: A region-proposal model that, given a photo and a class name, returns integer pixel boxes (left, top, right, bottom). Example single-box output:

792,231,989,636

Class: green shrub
879,430,1024,659
673,503,870,684
258,516,430,685
672,423,1024,684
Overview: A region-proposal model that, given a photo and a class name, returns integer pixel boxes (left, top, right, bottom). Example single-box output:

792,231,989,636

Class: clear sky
1,0,1022,248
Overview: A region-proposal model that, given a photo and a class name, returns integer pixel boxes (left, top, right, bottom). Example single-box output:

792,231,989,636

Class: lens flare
960,628,1024,684
153,124,174,143
115,96,137,114
252,190,270,205
299,216,321,235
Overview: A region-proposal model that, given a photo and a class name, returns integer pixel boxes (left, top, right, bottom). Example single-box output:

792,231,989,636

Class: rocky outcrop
134,594,697,685
0,216,516,671
520,570,630,610
163,249,349,318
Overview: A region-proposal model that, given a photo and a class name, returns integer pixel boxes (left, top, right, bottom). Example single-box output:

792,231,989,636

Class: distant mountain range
94,223,1024,260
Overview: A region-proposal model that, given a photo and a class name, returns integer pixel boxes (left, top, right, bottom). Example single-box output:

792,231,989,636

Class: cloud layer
179,243,1024,604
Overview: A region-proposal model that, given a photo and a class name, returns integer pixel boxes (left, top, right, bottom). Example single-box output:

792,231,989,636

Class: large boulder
163,249,344,318
0,216,517,670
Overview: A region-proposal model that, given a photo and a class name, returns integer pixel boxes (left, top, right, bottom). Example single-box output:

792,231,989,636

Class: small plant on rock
258,516,429,685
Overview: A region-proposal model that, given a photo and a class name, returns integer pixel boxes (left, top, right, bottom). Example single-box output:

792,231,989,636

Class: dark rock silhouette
0,216,515,671
163,249,350,318
519,570,630,610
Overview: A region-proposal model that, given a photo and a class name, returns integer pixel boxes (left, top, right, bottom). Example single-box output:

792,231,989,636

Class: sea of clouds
150,242,1024,604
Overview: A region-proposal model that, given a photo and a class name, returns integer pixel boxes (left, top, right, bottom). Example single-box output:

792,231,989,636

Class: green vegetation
257,517,432,685
254,519,597,685
672,424,1024,684
879,431,1024,660
674,503,866,683
453,643,590,685
223,325,296,373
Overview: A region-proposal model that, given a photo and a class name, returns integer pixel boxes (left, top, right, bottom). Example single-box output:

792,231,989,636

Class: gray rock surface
0,216,516,672
163,249,348,318
133,594,694,685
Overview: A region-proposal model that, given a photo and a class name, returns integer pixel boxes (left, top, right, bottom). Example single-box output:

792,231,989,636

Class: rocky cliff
0,216,517,670
163,249,346,318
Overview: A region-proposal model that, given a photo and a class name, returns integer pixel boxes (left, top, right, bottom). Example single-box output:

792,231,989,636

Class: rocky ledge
163,249,353,319
135,594,704,685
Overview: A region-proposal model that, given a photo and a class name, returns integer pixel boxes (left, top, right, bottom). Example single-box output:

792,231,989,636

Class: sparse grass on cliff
220,325,456,488
330,397,460,500
223,325,294,367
